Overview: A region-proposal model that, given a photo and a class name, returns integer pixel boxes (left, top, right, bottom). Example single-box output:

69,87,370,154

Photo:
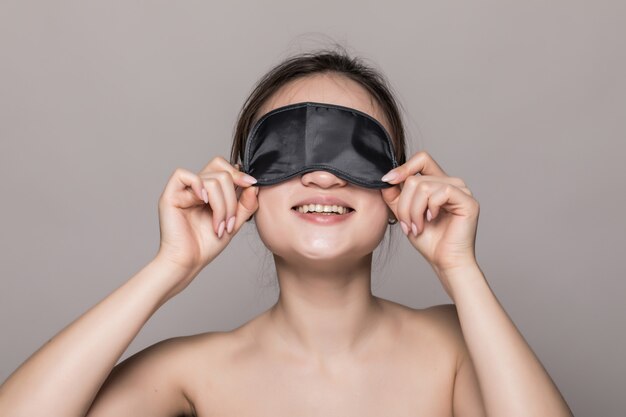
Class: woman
0,48,573,416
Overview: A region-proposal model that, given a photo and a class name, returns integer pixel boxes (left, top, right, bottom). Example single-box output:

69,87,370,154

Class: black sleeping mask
242,101,398,189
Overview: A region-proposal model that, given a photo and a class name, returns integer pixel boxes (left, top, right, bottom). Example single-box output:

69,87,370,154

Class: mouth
290,203,356,225
291,204,355,215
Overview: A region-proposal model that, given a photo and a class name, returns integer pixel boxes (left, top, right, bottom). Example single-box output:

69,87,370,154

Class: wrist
433,262,485,302
152,253,201,278
139,257,201,307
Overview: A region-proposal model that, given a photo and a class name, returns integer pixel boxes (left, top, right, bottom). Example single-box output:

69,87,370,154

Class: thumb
233,185,259,232
380,184,401,219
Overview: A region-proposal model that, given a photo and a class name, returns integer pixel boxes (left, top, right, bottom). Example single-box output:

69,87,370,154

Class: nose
300,170,348,189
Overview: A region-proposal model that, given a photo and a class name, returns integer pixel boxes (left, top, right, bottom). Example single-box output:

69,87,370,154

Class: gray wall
1,1,624,416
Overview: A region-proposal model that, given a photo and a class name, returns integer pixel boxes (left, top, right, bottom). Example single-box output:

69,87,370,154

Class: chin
262,231,383,265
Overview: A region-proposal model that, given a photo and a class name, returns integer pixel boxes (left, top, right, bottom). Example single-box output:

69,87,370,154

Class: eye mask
242,101,398,188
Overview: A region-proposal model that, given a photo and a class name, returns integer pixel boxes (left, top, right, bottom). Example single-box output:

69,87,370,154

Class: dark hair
229,46,408,169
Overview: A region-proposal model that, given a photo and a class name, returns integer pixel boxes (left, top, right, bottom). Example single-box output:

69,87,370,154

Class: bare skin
188,301,473,417
0,73,571,416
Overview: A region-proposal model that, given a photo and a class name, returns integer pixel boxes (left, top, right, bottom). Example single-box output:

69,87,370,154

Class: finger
403,176,470,234
202,177,227,237
426,184,479,221
162,168,207,208
379,184,402,220
403,175,464,188
460,186,473,197
200,156,257,188
408,182,434,237
381,174,469,222
381,151,448,185
201,171,238,235
231,185,259,233
394,177,431,237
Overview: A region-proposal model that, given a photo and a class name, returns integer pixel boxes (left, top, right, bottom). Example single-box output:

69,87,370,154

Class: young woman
0,48,573,417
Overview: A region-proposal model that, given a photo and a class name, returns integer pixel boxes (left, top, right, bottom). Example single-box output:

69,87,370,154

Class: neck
267,252,383,362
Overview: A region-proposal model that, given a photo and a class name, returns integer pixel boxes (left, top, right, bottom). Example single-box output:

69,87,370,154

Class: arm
443,263,574,417
0,257,197,417
378,151,572,415
85,335,198,417
0,161,259,417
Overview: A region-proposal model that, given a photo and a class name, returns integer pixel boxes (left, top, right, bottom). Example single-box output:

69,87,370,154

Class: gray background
1,1,624,416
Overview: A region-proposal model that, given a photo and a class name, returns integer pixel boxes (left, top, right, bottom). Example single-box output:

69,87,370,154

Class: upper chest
188,313,458,417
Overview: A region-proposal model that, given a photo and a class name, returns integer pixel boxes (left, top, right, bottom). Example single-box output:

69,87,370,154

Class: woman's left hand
380,151,480,277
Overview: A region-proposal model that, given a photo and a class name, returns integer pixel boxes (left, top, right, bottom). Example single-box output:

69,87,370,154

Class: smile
290,206,356,224
292,204,354,215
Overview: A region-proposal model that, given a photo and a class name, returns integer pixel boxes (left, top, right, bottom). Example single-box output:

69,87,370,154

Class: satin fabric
242,101,398,189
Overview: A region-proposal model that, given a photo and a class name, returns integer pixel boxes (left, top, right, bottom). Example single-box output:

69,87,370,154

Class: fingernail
242,174,257,184
381,171,399,182
226,216,235,233
426,209,432,222
400,221,409,236
411,222,418,236
218,220,225,238
202,188,208,204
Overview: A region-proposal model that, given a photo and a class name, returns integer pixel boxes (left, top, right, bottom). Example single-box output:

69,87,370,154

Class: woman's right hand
154,156,259,288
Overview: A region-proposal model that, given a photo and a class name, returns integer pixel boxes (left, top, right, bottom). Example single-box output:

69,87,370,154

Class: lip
290,195,356,225
291,207,356,225
291,196,355,211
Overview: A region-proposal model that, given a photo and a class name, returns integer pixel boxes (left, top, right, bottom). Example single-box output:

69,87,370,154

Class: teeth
294,204,352,214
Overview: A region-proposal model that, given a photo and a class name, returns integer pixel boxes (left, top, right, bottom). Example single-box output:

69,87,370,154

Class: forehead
256,73,392,134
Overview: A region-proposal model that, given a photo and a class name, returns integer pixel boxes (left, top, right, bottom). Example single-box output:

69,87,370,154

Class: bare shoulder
165,328,256,389
378,299,465,369
378,297,460,331
87,333,225,416
419,302,463,335
153,330,249,380
97,331,248,415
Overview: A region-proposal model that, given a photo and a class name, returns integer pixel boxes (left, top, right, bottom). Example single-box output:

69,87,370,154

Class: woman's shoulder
377,298,465,358
405,300,462,333
377,296,459,327
149,329,253,397
159,328,250,365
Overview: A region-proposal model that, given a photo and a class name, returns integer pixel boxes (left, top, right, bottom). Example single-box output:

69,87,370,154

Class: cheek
253,192,291,250
365,201,392,239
